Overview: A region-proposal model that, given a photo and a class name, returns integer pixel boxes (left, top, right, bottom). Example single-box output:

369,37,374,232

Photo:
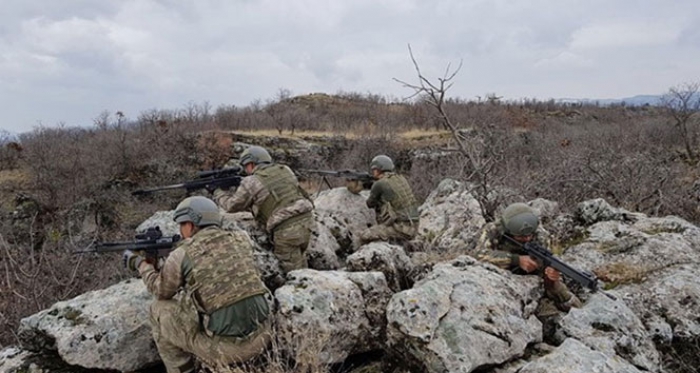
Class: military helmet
502,203,539,236
239,146,272,166
173,196,222,227
370,155,395,172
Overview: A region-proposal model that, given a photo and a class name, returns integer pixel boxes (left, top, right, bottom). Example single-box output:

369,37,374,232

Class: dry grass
593,262,649,289
208,326,335,373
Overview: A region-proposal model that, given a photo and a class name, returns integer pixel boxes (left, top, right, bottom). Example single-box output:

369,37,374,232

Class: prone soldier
473,203,582,318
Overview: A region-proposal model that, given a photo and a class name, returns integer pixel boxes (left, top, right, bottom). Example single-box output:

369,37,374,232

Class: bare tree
394,45,508,221
661,82,700,162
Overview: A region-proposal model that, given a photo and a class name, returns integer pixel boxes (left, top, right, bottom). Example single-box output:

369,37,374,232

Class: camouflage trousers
150,299,271,373
272,213,313,274
357,221,417,246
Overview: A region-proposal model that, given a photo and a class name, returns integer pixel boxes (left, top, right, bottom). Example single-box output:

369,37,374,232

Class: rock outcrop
561,204,700,348
274,269,392,364
313,187,375,255
417,179,485,252
17,280,157,372
558,294,660,371
516,338,643,373
386,256,543,373
346,242,414,291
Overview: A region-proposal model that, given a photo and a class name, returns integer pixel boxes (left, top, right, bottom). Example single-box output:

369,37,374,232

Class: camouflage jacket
472,221,552,271
366,172,419,225
213,164,313,233
139,226,269,336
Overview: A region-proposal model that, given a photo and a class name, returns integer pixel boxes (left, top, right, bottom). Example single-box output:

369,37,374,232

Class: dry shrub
210,325,334,373
0,231,125,345
593,262,649,289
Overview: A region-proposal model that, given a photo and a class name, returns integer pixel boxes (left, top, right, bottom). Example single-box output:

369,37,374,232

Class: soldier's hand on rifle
518,255,540,273
123,250,146,271
544,267,561,282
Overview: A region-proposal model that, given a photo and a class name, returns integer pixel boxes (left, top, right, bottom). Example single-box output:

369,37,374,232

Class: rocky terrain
2,180,699,373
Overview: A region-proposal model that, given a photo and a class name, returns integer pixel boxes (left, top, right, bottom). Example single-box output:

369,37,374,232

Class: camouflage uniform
139,227,271,373
213,163,314,274
473,221,578,316
358,172,419,246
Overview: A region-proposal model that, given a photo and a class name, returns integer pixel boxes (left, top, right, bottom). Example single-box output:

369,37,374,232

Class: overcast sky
1,0,698,133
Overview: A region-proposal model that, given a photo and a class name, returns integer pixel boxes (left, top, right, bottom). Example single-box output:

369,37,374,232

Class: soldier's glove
205,184,218,194
123,250,146,271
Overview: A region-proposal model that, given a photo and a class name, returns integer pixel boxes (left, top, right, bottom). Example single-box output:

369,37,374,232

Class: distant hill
556,94,664,106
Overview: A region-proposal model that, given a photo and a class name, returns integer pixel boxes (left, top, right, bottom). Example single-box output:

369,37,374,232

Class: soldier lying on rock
472,203,582,322
124,196,271,373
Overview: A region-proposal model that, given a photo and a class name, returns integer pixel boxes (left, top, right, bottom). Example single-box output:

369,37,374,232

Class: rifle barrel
132,183,187,195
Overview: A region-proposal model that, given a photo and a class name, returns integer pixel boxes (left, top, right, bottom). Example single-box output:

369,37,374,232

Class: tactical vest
184,228,267,314
379,173,419,223
254,164,306,228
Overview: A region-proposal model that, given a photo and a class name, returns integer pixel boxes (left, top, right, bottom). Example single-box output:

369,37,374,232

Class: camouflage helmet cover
239,146,272,166
173,196,222,227
370,155,395,172
501,203,539,236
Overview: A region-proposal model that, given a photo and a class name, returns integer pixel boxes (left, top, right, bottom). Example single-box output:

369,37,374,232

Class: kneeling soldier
124,196,271,373
357,155,420,247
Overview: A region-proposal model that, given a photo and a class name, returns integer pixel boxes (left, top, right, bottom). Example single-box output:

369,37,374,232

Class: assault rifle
298,169,374,191
132,167,245,195
503,235,617,301
75,226,180,269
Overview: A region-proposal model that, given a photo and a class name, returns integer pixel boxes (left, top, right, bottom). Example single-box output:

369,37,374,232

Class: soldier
123,196,271,373
357,155,420,247
213,146,314,275
473,203,582,316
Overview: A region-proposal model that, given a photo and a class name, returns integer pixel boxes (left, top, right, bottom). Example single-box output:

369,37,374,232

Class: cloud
534,51,595,69
570,21,684,50
0,0,699,132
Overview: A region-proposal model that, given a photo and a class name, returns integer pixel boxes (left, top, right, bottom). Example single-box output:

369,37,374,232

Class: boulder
346,242,414,291
136,210,179,236
0,348,33,373
274,270,392,364
527,198,559,224
575,198,644,226
18,280,158,372
313,187,376,255
517,338,642,373
306,218,341,270
560,212,700,347
417,179,485,252
617,264,700,341
386,256,543,373
559,294,660,371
